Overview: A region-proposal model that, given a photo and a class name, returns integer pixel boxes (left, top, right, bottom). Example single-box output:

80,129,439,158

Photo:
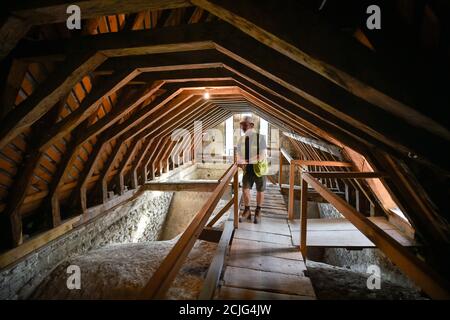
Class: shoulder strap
256,133,260,161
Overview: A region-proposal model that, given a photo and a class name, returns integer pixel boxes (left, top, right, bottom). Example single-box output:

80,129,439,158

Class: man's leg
254,176,266,224
256,191,264,207
240,172,253,221
243,188,251,207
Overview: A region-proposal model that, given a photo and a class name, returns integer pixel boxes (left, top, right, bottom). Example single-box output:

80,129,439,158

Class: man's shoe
240,206,251,222
254,207,261,224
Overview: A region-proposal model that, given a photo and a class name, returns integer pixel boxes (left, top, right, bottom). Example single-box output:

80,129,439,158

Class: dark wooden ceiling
0,0,449,277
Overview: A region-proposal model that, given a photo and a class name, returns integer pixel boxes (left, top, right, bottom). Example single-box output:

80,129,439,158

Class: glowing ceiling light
203,91,210,99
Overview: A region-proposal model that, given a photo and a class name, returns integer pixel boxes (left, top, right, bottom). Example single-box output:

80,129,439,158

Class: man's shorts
242,167,266,192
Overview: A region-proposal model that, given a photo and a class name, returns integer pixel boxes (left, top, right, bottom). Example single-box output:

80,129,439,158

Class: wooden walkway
289,217,416,248
218,183,316,300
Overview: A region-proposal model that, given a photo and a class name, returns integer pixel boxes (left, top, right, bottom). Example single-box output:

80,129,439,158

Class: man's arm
235,136,247,165
258,133,268,161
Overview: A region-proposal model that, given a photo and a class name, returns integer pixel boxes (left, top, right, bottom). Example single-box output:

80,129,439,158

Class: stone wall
0,191,173,300
159,191,211,240
317,203,417,288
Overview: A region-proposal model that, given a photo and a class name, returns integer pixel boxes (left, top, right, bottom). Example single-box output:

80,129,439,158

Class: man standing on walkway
236,116,268,224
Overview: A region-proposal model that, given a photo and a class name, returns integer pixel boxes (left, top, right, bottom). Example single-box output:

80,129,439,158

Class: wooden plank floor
289,217,416,248
218,183,316,300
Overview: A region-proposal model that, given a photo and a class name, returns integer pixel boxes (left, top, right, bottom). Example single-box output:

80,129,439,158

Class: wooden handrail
302,172,450,300
199,212,235,299
288,160,353,219
291,160,352,167
207,197,234,227
140,164,238,299
279,147,293,164
308,171,388,179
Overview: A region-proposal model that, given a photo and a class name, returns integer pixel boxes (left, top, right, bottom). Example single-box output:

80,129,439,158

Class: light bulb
203,91,210,99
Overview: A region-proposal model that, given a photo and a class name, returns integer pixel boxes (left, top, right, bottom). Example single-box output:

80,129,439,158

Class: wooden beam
280,147,293,164
299,178,308,258
58,88,219,212
43,68,233,152
0,104,61,249
288,163,295,220
302,172,450,300
10,1,192,25
115,139,143,194
0,51,106,150
0,58,28,119
0,215,80,269
308,172,388,179
192,0,450,140
0,16,30,61
38,67,141,151
1,1,192,60
140,164,237,299
136,99,219,180
283,132,342,157
292,160,353,167
207,197,233,227
143,181,219,192
13,23,449,168
97,141,126,204
280,184,342,203
233,168,239,229
130,97,211,179
278,149,283,188
199,216,235,299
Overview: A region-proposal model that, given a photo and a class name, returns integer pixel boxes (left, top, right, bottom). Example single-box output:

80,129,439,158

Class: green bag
253,133,269,177
253,160,269,177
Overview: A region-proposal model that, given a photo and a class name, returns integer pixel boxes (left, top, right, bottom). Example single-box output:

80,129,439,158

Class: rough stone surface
160,191,211,240
306,260,426,300
30,199,230,300
317,203,417,288
317,203,344,219
30,238,218,300
0,191,173,300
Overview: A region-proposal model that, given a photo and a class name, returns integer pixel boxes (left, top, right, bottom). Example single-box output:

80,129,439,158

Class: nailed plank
289,217,416,248
292,230,374,248
238,216,291,236
219,286,314,300
223,266,316,297
227,251,306,276
230,238,302,261
234,228,292,246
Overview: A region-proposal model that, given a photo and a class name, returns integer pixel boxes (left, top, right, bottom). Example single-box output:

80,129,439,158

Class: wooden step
230,238,302,261
289,217,416,248
234,228,292,245
239,217,291,236
222,266,316,298
227,246,306,275
219,286,314,300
